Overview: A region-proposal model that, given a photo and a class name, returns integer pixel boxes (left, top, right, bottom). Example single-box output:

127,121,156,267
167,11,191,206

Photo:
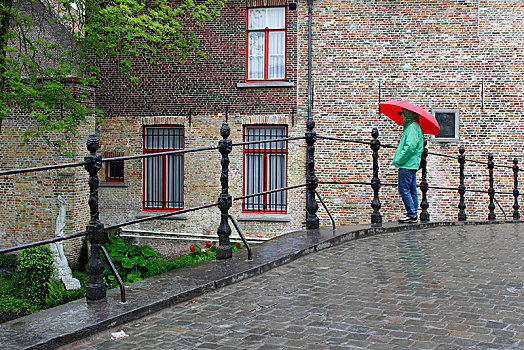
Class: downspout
305,0,319,229
307,0,314,121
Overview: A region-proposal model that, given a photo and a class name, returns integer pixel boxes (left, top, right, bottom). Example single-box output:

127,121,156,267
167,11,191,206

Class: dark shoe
398,215,418,223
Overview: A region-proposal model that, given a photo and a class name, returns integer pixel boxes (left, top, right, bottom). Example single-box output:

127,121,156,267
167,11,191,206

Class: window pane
248,32,264,80
267,154,286,211
269,31,285,79
143,126,184,209
435,112,456,139
144,156,163,208
245,154,264,210
245,127,286,149
108,160,124,180
166,154,183,208
267,8,285,29
248,9,265,30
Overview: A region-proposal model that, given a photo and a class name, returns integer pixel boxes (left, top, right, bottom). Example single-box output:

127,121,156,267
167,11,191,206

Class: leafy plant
102,236,159,284
17,246,55,308
0,0,226,147
45,279,66,308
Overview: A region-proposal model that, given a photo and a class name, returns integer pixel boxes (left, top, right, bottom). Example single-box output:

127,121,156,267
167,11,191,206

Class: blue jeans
398,168,418,217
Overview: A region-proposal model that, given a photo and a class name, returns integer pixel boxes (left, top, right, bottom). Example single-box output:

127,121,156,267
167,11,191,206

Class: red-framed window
246,7,286,82
142,126,184,210
243,125,287,213
104,151,124,182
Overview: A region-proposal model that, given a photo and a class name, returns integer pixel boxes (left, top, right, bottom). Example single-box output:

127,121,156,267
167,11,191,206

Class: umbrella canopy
379,100,440,136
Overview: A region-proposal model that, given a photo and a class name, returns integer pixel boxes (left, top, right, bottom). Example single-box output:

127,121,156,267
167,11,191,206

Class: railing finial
84,134,107,301
419,140,430,222
305,116,319,229
216,122,233,259
370,128,382,225
487,153,496,220
513,158,520,220
458,145,467,221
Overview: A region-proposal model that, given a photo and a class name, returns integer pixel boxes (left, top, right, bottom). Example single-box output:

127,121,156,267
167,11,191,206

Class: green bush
0,295,33,314
0,254,17,269
17,246,55,308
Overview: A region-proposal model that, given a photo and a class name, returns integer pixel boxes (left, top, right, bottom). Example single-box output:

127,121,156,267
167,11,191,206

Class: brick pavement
61,223,524,349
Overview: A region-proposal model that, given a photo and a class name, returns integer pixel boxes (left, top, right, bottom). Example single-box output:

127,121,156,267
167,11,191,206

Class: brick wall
0,83,95,265
95,0,303,254
96,0,524,253
302,0,524,225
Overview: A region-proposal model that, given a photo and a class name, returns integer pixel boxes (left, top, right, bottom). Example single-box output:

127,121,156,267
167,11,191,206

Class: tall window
143,127,184,210
247,7,286,81
243,126,287,213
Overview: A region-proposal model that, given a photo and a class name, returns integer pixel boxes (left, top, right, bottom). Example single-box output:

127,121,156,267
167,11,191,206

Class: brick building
93,0,524,255
2,0,523,257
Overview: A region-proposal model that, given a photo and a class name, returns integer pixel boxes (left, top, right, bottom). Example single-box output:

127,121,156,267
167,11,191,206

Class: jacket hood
401,110,419,126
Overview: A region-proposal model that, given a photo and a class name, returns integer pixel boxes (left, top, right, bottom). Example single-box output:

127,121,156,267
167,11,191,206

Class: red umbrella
379,100,440,136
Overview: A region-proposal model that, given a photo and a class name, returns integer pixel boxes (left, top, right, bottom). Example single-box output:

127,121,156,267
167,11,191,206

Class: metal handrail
0,184,310,255
315,190,335,230
99,246,126,303
0,136,306,178
227,215,252,260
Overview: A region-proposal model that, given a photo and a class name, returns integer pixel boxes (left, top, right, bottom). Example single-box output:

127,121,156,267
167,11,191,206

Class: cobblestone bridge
1,222,523,349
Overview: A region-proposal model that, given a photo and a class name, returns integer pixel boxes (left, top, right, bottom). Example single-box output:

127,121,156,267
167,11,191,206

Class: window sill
236,82,294,89
237,213,292,222
430,137,460,143
137,212,188,220
99,182,129,188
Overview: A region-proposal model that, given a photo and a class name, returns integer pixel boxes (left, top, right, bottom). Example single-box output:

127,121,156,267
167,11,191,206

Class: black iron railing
0,114,521,305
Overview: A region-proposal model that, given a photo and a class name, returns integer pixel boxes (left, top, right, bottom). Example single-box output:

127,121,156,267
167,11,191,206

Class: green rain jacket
392,112,424,170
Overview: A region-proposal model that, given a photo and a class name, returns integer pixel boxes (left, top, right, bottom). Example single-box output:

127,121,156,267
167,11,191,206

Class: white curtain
268,154,286,211
248,8,285,80
145,156,163,208
269,31,285,79
248,32,264,80
144,127,184,209
166,154,183,208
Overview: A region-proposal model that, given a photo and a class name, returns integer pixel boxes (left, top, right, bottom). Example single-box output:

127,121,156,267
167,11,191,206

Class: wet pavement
58,223,524,350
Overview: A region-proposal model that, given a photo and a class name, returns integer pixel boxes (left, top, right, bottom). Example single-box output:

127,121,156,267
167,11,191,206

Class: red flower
190,245,196,252
236,242,241,248
205,241,213,248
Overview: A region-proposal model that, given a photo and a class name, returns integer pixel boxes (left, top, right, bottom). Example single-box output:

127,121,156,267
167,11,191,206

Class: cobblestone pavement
61,223,524,349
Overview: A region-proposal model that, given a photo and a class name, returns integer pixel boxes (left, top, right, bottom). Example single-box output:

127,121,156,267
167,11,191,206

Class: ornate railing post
216,122,233,259
513,158,520,220
487,153,496,220
458,146,467,221
305,117,319,229
370,128,382,224
84,135,106,301
419,140,430,222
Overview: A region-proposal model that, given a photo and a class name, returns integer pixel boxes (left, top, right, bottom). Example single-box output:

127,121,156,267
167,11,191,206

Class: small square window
104,151,125,182
431,109,460,142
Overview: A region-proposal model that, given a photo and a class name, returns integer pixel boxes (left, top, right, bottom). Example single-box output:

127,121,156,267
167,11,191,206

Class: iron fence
0,118,521,305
